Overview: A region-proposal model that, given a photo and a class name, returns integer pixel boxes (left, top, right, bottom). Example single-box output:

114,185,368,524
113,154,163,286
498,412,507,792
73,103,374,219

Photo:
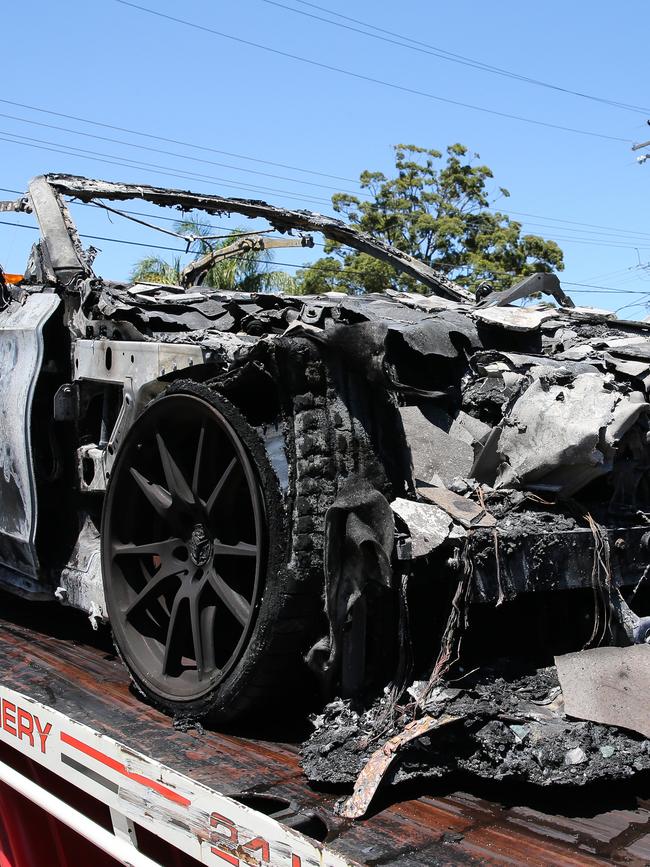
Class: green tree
295,143,564,295
131,215,296,292
131,254,183,285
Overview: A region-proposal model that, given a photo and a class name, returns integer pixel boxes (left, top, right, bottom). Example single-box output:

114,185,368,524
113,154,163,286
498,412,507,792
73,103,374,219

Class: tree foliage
295,143,564,295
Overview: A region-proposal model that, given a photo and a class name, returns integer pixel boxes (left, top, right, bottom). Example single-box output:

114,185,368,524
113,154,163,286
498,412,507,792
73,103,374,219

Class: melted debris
303,666,650,801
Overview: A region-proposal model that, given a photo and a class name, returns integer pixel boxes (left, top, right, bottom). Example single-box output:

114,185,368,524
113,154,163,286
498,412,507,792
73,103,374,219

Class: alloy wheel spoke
205,457,238,516
213,541,258,558
112,537,184,561
207,570,251,627
162,591,184,676
130,467,172,519
125,565,184,621
192,425,206,497
189,588,205,680
201,604,217,673
156,432,195,507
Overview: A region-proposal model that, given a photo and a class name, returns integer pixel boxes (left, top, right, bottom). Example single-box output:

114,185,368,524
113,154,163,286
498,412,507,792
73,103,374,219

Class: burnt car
1,177,649,786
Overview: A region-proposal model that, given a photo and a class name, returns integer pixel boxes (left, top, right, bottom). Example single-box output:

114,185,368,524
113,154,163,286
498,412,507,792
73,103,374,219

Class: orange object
2,274,23,285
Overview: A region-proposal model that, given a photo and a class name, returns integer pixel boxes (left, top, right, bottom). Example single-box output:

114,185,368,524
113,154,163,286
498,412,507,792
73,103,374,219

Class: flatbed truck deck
0,595,647,866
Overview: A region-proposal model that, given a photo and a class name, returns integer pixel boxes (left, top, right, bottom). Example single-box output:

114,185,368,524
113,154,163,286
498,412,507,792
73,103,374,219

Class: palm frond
131,255,182,285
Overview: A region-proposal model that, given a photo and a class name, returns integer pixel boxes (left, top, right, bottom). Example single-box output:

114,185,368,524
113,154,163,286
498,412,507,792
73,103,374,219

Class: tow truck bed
0,595,648,867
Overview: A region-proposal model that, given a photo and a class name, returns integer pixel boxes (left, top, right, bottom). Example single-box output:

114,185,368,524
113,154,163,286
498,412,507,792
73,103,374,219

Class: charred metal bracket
53,382,79,422
0,195,30,213
72,338,204,487
476,272,574,309
44,174,472,302
300,302,333,327
78,445,108,493
56,513,107,624
180,233,314,288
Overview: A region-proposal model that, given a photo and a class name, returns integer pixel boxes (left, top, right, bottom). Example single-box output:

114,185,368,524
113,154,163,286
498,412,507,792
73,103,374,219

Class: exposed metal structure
1,174,650,806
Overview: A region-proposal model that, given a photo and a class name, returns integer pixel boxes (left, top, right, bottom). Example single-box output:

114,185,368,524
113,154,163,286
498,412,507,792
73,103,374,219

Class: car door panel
0,293,60,592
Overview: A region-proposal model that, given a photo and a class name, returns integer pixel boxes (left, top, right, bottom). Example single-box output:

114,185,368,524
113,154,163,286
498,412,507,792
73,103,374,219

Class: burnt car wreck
1,175,650,814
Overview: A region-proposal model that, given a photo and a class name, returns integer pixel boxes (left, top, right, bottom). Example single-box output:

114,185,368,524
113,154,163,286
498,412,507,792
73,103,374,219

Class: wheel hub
189,522,213,567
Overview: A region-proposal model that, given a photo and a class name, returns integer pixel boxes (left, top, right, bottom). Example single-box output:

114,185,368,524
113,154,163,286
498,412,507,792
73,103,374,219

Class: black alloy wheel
102,386,266,706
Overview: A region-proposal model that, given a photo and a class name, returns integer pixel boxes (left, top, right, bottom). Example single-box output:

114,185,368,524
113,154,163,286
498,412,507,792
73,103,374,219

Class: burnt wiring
584,513,613,648
421,536,474,703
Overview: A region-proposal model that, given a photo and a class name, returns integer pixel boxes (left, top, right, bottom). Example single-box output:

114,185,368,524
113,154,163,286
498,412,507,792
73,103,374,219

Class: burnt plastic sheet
307,478,394,679
556,645,650,739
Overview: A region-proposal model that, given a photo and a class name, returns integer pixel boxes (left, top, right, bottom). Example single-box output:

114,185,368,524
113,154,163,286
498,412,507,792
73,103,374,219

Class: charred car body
1,175,649,804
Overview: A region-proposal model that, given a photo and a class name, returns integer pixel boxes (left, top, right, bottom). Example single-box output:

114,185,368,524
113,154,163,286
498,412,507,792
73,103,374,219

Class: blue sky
2,0,650,314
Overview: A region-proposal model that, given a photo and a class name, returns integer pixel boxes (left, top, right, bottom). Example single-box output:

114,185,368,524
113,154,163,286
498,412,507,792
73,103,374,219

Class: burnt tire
101,380,328,723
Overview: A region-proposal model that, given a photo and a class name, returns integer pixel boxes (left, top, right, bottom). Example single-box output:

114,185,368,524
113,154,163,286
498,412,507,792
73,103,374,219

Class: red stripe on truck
60,731,191,807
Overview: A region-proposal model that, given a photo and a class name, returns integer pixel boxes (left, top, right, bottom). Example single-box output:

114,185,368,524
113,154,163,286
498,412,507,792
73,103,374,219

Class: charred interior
1,174,649,814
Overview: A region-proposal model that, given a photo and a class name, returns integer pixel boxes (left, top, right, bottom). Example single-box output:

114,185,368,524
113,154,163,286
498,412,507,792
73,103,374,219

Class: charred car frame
1,175,649,803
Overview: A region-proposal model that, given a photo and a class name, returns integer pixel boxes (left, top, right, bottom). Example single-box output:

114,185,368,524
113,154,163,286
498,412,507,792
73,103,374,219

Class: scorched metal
1,174,649,812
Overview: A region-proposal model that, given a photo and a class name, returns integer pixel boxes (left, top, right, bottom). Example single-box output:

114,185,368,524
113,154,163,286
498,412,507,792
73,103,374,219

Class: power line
19,109,650,235
0,187,287,235
517,224,650,244
498,208,650,239
0,105,645,238
4,219,648,299
7,176,650,256
74,190,650,250
0,98,357,185
0,218,201,253
561,280,648,293
0,111,361,196
72,196,650,245
8,163,650,245
0,132,335,207
5,177,650,254
113,1,632,145
516,233,650,251
265,0,648,114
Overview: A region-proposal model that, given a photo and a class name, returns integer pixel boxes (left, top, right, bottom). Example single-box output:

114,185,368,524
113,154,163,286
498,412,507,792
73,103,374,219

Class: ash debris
302,666,650,793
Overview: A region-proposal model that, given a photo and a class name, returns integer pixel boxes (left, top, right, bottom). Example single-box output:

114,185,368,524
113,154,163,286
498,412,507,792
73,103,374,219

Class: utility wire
0,218,201,253
501,209,650,239
0,187,298,236
1,106,646,242
113,1,632,145
0,112,362,196
80,199,650,249
0,132,335,207
0,98,357,185
0,103,645,236
2,100,647,243
3,177,650,252
2,219,647,298
268,0,648,114
67,195,650,244
517,224,650,243
6,173,650,253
